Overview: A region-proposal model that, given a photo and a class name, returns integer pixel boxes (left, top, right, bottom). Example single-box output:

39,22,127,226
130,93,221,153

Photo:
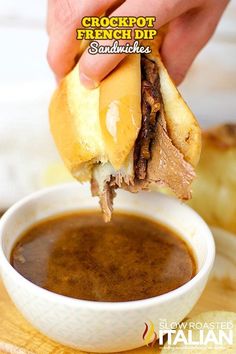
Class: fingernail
79,71,99,89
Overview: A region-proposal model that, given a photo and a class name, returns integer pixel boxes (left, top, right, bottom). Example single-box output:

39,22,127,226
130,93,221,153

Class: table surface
0,275,235,354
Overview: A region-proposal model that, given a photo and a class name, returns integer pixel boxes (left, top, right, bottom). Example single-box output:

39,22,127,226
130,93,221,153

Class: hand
47,0,229,88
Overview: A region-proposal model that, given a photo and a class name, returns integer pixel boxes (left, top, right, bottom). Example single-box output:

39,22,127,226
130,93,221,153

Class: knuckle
173,69,186,85
177,72,186,85
47,46,58,73
52,0,80,29
47,47,54,71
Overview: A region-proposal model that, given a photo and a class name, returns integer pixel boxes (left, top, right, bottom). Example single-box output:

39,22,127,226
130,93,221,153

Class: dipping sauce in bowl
11,211,196,302
0,184,214,351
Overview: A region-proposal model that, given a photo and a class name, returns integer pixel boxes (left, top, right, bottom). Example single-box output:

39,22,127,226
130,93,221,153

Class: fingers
48,0,229,88
160,0,229,85
79,0,197,88
47,0,117,79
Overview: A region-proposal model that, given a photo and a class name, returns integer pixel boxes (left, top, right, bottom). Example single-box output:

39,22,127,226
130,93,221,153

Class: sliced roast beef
91,177,116,222
147,108,194,199
92,55,195,221
134,58,161,180
91,167,134,222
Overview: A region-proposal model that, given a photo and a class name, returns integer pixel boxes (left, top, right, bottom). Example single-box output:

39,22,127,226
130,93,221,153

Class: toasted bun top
49,54,141,179
49,65,104,181
100,54,141,169
145,38,201,167
157,56,201,167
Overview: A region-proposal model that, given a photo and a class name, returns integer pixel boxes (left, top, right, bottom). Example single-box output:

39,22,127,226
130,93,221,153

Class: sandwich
188,123,236,234
49,38,201,221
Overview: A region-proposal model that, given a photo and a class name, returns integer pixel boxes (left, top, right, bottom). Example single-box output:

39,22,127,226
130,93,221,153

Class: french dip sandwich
49,39,201,221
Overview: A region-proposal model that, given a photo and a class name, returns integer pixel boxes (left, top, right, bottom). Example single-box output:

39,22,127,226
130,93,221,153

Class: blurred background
0,0,236,211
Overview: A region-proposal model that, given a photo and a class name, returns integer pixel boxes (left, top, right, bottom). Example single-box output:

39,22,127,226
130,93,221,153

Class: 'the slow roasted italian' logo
142,318,234,350
142,321,158,348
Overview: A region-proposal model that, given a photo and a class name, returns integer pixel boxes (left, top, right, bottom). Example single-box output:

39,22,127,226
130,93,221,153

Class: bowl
0,183,215,352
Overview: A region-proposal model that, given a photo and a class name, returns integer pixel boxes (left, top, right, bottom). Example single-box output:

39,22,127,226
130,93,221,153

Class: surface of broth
11,211,196,302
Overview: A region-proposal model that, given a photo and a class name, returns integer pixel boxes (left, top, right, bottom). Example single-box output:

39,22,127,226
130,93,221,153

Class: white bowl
0,183,215,352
